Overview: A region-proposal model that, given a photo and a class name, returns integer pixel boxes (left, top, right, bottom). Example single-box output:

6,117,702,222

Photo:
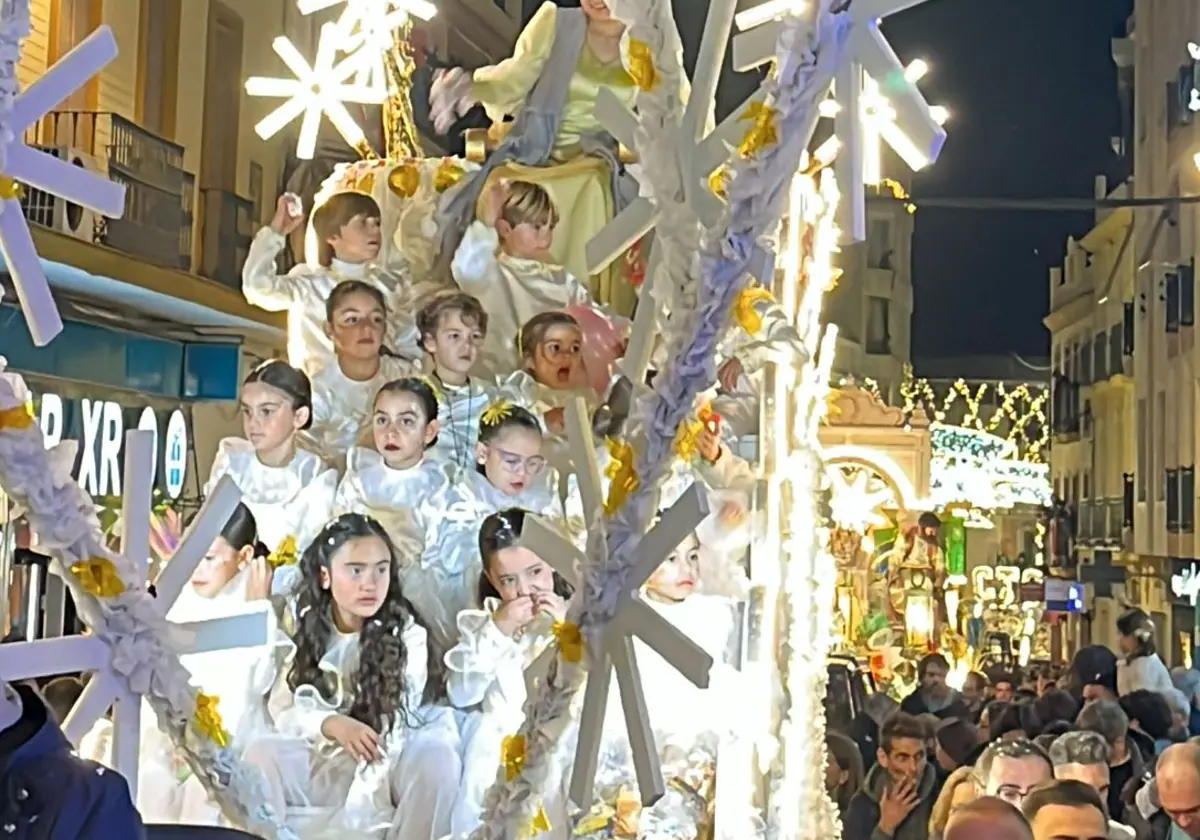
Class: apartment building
826,183,916,402
1,0,518,499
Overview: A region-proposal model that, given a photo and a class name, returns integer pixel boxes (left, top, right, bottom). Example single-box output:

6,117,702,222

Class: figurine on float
430,0,687,316
877,512,946,642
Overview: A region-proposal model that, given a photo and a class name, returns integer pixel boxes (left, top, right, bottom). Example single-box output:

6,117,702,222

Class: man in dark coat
900,653,971,720
844,712,939,840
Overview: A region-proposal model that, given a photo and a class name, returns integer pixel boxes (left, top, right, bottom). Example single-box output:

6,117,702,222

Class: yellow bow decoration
481,400,514,427
552,621,583,663
434,158,465,192
735,286,776,335
737,102,779,159
673,418,704,462
418,375,445,402
349,170,377,196
708,165,729,200
193,693,231,748
69,557,126,599
267,535,299,569
519,804,552,839
603,438,640,516
501,733,527,782
626,38,659,92
0,176,25,201
388,162,421,198
0,404,34,431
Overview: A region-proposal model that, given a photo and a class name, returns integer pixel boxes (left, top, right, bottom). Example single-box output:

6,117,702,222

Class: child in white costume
451,180,604,374
415,290,537,470
138,503,281,824
444,509,572,838
206,359,337,595
243,191,421,374
242,513,461,840
429,402,582,650
307,280,420,459
334,378,458,564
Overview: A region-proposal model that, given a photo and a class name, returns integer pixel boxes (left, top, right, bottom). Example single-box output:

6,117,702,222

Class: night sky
515,0,1136,358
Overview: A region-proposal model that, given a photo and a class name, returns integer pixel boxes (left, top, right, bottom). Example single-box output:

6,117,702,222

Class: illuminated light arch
821,444,928,512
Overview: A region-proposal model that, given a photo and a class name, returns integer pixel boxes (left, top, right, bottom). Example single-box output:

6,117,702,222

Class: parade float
0,0,952,838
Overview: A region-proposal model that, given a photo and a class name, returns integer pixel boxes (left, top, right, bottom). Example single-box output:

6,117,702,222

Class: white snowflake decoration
245,23,386,160
0,24,127,346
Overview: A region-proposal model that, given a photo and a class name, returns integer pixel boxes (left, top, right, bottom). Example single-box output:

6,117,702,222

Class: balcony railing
200,189,254,290
1105,497,1124,543
24,111,193,271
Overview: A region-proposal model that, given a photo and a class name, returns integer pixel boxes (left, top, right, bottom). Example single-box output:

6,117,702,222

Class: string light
245,24,385,159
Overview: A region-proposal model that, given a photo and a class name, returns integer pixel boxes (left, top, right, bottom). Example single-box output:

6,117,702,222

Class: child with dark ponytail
241,513,460,840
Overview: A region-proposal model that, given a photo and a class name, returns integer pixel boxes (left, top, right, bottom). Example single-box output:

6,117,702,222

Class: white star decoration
732,0,947,242
826,464,895,533
1,25,127,346
518,399,714,806
0,429,260,798
297,0,437,98
245,23,386,160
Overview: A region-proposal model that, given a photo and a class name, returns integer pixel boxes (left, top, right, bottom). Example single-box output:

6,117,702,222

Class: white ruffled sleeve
695,443,757,494
443,608,525,713
242,228,309,311
452,221,503,294
203,438,240,496
495,370,540,411
735,299,805,376
402,615,429,712
294,466,339,553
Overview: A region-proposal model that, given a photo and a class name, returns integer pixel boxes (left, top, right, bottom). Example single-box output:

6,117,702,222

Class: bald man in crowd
1150,742,1200,839
943,797,1034,840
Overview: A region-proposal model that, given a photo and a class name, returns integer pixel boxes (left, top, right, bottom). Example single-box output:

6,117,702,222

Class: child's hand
718,500,748,528
244,556,274,601
717,357,743,392
493,595,538,636
270,193,305,236
533,590,567,623
321,714,384,763
482,179,508,228
544,407,566,433
698,421,721,463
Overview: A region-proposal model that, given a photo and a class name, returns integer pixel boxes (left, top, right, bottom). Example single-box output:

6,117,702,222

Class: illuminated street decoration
1189,43,1199,112
826,463,898,533
929,425,1051,525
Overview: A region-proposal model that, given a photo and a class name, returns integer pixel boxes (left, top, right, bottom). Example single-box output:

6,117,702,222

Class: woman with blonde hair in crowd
929,765,980,840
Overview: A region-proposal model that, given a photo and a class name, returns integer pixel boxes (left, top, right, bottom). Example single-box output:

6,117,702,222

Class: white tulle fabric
443,599,556,838
138,568,282,824
333,449,459,564
428,373,538,471
413,470,582,652
451,221,597,373
242,616,460,840
205,439,338,595
241,227,423,375
306,356,420,460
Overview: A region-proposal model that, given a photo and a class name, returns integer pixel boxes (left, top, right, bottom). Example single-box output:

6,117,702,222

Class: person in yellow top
430,0,646,317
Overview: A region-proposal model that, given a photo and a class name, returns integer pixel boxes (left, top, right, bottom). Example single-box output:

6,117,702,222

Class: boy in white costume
451,180,613,374
243,191,422,374
307,281,420,460
416,290,537,471
242,514,460,840
206,359,337,595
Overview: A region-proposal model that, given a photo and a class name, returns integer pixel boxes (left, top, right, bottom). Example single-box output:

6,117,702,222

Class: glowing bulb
1194,151,1200,173
1190,42,1200,60
904,59,929,83
819,98,841,118
929,105,950,126
734,0,805,31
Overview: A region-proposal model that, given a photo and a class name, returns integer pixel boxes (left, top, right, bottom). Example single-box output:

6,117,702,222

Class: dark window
1168,468,1180,533
1093,332,1106,382
1109,323,1123,376
1123,301,1135,355
1182,260,1195,327
1183,466,1195,533
1167,271,1181,333
865,296,891,355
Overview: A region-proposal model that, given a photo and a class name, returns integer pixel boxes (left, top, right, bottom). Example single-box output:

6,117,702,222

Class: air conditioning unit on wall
20,146,110,243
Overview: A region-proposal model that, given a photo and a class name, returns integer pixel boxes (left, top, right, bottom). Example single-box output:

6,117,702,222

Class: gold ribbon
737,102,779,159
735,286,776,335
69,557,126,599
520,804,552,838
708,165,729,199
603,439,640,516
501,733,527,782
626,38,659,92
193,693,230,748
0,176,25,201
388,162,421,198
552,621,583,663
0,404,34,431
267,535,298,569
434,158,465,192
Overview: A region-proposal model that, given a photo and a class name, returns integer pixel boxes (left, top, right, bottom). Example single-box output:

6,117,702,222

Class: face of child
645,532,700,603
476,427,546,496
501,220,554,259
423,310,483,378
486,545,554,602
372,389,437,469
529,324,584,390
240,382,306,455
191,536,247,598
320,534,392,629
327,290,386,362
328,213,382,264
580,0,612,21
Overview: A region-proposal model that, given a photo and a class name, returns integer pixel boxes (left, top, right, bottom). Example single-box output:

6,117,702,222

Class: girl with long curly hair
242,513,461,840
444,508,573,836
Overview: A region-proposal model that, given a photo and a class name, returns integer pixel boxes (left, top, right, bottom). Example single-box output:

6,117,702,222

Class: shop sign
32,392,189,500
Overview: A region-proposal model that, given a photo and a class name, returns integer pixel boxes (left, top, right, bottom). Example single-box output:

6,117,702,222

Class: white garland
0,0,30,177
0,364,297,840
